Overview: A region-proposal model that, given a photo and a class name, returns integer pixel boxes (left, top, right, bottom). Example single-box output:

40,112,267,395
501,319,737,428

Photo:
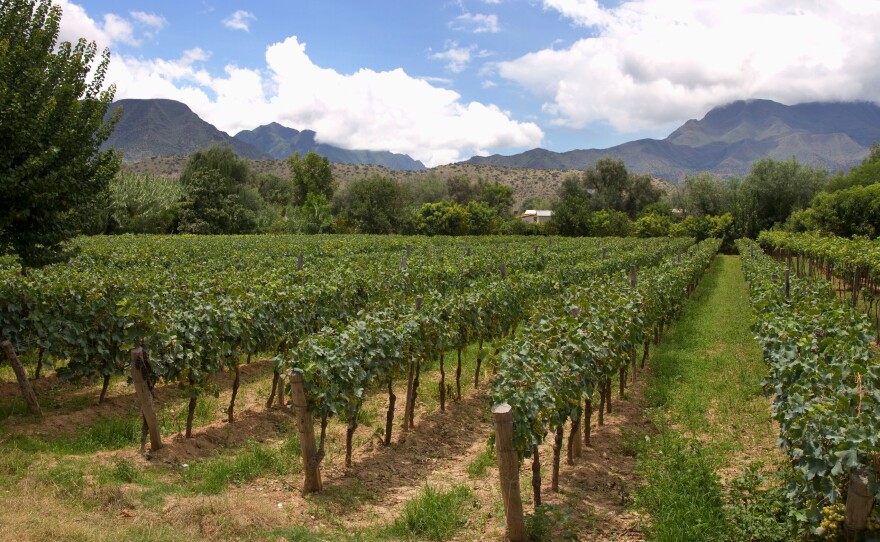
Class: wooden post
400,257,407,270
500,262,507,279
602,247,607,260
493,404,526,542
1,341,42,416
406,244,412,258
290,372,322,493
844,470,874,541
297,253,304,271
852,268,861,308
630,265,637,287
130,348,160,450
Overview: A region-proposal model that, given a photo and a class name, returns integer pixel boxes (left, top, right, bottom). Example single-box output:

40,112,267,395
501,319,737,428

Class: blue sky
57,1,880,166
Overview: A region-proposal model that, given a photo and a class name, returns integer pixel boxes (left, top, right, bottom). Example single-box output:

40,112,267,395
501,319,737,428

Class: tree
465,200,499,235
623,173,662,217
416,201,469,236
177,147,260,234
289,152,335,206
479,181,514,217
337,175,407,234
583,157,629,212
670,172,730,217
734,157,827,237
0,0,119,267
109,172,182,233
446,174,480,204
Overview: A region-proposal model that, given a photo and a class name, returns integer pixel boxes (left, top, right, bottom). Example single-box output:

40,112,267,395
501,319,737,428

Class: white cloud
500,1,880,132
56,1,139,46
107,37,542,166
130,11,167,30
451,13,500,33
223,10,256,32
481,80,497,89
430,41,491,73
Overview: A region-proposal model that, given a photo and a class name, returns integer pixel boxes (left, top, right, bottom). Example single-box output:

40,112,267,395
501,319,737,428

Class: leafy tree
807,183,880,238
633,213,671,237
550,193,591,236
670,172,730,217
337,175,407,234
416,201,468,236
446,174,480,204
865,141,880,165
289,151,335,205
583,156,629,212
590,209,632,237
623,174,662,217
254,173,295,208
177,169,257,234
296,193,335,234
465,200,499,235
733,158,827,237
479,181,515,217
0,0,119,267
109,172,182,233
176,147,260,234
403,172,447,205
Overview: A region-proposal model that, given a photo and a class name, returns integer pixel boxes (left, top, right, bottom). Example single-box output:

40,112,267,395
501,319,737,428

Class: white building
518,209,553,224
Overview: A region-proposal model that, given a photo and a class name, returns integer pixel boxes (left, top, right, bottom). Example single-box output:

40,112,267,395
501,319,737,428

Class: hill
102,99,268,162
465,100,880,181
234,123,425,170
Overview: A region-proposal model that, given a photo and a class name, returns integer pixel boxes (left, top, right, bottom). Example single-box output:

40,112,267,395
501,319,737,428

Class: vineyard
0,233,878,540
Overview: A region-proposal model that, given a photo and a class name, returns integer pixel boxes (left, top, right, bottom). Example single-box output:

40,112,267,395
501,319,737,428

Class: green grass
465,446,494,479
384,484,474,541
635,255,788,541
643,255,772,451
181,436,301,494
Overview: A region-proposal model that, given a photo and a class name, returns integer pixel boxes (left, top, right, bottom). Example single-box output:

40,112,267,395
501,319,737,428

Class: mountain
234,123,426,170
102,99,269,162
465,100,880,181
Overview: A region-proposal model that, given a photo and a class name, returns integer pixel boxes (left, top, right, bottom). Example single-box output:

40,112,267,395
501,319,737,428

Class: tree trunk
408,361,420,428
568,413,581,463
584,398,592,446
34,347,44,380
641,339,650,368
439,353,446,411
186,394,197,438
605,380,612,415
598,386,605,426
384,376,396,445
531,445,542,508
228,362,240,423
267,369,280,409
403,361,415,431
130,348,160,451
345,413,358,468
1,341,41,416
455,348,462,401
474,339,483,387
619,367,626,398
552,424,564,492
99,373,111,404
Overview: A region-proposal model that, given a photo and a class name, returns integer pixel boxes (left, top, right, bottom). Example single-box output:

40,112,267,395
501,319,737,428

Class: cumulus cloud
130,11,167,30
451,13,500,33
223,10,256,32
430,41,490,73
56,1,138,46
500,1,880,132
106,37,542,166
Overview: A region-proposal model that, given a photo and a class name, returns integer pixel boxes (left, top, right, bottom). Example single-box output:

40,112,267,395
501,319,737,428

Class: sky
56,0,880,167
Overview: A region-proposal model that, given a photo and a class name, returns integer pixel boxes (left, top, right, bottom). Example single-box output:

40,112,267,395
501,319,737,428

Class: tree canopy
0,0,119,267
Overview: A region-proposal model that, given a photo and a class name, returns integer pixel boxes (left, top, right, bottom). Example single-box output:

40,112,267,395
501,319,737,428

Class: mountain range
102,99,425,170
108,98,880,182
466,100,880,180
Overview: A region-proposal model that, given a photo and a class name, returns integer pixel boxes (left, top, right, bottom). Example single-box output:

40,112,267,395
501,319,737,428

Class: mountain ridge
465,99,880,180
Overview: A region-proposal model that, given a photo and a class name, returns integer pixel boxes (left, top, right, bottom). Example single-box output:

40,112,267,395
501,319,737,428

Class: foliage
288,151,335,206
109,172,182,233
807,183,880,238
519,196,554,214
446,174,480,204
723,465,801,542
738,239,880,529
669,172,730,217
633,213,671,237
732,158,827,238
177,167,258,234
415,201,469,236
295,193,335,234
336,174,408,234
387,485,474,541
479,181,515,217
0,0,120,267
590,209,632,237
465,200,499,235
